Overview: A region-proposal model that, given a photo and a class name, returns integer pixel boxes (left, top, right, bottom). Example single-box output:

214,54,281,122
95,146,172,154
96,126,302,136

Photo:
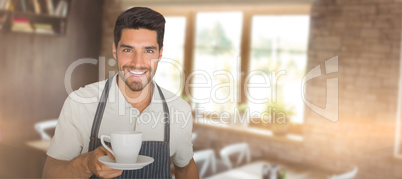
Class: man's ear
112,42,117,60
158,46,163,62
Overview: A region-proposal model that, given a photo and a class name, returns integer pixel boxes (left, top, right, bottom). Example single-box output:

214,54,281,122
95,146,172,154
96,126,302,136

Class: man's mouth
128,70,146,76
125,68,149,79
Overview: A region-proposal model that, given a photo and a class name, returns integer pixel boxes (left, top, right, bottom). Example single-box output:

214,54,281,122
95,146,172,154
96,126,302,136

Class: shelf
9,30,61,36
13,11,68,20
0,0,71,36
0,9,68,20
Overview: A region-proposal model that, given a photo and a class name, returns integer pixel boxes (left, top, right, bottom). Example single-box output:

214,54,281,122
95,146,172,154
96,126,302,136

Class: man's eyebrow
119,44,133,48
145,46,157,50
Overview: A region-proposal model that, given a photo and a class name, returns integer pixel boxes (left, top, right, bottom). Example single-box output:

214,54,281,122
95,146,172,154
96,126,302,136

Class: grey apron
88,76,172,179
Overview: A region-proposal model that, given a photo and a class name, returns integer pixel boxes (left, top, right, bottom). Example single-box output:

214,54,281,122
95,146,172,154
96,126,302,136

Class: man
43,7,198,178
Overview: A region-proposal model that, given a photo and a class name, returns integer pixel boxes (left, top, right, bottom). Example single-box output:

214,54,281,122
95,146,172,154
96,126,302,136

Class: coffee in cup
101,131,143,163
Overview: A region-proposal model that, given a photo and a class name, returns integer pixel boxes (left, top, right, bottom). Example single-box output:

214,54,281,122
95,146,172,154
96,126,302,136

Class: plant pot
270,119,290,136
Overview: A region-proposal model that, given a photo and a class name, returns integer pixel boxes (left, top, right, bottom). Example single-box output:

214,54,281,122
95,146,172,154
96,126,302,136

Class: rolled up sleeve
47,97,83,161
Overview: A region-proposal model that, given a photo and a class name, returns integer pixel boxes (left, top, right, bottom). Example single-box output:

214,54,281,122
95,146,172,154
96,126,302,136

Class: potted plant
261,101,295,135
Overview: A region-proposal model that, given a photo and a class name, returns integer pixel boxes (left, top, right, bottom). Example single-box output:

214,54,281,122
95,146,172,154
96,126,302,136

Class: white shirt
47,76,194,167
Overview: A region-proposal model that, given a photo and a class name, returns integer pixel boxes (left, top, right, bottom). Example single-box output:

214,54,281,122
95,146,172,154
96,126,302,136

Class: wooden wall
0,0,103,177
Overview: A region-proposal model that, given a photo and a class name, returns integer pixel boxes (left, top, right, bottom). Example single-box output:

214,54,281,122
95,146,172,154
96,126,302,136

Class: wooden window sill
194,118,303,144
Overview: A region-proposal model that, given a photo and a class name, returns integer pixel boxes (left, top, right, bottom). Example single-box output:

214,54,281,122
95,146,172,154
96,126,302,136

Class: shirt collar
110,75,160,112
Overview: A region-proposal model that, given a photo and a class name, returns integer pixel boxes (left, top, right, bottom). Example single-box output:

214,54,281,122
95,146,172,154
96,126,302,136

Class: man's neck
116,75,153,113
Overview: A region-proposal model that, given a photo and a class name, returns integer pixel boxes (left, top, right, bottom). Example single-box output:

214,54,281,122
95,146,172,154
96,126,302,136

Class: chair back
329,166,358,179
192,133,197,143
219,143,251,169
193,149,217,178
34,119,58,140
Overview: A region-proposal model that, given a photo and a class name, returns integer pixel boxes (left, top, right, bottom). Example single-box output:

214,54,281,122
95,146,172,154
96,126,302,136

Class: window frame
153,5,311,135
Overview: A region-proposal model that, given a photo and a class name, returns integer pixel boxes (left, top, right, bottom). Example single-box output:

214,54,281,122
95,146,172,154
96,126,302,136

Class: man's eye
145,50,154,53
123,49,132,52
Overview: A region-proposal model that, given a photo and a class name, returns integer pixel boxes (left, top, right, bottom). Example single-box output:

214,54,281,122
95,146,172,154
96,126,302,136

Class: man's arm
174,158,199,179
43,146,123,178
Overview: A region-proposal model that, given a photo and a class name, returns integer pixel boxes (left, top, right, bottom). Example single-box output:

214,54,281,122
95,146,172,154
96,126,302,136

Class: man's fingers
90,146,122,178
97,163,123,178
95,163,102,171
97,146,109,154
106,151,116,160
101,164,122,172
98,171,123,179
98,146,116,160
101,170,124,179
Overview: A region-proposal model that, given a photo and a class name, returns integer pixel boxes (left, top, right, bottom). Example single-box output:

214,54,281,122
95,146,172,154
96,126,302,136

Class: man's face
113,29,163,92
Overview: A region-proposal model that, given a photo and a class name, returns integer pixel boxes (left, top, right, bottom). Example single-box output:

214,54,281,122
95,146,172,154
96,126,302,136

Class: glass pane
154,17,186,96
190,12,243,113
247,15,310,124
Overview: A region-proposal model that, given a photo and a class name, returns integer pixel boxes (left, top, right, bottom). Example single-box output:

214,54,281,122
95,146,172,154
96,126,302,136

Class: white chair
219,143,251,169
329,166,358,179
34,119,58,140
192,133,197,143
193,149,217,178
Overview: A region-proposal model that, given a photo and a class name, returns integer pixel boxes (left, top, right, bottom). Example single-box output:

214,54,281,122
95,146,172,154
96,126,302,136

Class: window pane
154,17,186,96
247,15,310,124
191,12,243,113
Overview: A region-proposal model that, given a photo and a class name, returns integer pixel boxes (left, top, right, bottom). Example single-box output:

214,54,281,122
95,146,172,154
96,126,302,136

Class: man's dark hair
114,7,165,50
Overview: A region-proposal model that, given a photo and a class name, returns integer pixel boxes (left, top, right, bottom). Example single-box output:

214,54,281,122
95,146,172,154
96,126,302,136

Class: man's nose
130,51,146,68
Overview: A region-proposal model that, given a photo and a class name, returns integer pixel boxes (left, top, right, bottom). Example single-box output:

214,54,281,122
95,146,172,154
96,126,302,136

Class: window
154,17,186,96
247,16,310,127
394,35,402,158
150,7,310,135
190,12,243,113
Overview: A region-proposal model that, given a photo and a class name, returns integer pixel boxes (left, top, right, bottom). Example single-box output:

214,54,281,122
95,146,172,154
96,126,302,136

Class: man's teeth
129,70,145,75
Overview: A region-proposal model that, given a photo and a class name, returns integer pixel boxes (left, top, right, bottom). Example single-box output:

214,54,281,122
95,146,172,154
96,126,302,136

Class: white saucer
98,155,154,170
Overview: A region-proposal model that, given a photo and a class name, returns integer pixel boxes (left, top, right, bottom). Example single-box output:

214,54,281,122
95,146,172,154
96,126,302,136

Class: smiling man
43,7,198,179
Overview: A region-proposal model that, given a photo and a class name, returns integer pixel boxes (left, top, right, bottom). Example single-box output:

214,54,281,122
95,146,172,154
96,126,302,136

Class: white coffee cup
101,131,143,163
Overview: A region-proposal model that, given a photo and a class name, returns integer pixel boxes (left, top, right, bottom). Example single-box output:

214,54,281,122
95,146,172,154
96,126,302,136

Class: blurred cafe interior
0,0,402,178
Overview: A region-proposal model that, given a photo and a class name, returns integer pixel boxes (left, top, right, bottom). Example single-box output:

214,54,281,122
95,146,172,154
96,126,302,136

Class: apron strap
156,84,170,143
88,76,114,151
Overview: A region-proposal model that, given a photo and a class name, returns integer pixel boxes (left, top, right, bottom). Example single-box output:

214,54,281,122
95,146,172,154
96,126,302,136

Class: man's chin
117,73,153,92
126,81,151,92
124,82,142,91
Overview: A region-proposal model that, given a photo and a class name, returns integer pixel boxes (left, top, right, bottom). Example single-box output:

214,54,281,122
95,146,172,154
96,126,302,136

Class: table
26,140,51,152
207,161,330,179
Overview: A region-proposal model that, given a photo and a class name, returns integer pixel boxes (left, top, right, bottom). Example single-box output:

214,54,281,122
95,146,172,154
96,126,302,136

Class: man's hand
43,146,123,178
87,146,123,178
